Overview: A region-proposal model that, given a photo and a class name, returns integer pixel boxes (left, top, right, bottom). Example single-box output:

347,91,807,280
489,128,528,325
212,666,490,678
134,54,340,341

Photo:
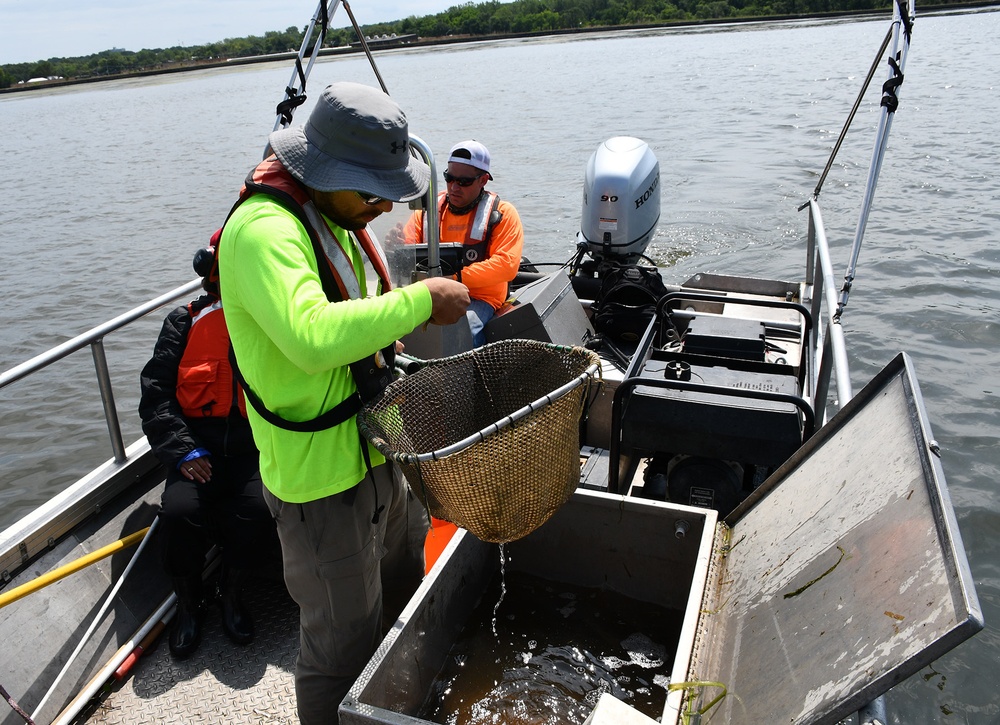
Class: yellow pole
0,527,149,609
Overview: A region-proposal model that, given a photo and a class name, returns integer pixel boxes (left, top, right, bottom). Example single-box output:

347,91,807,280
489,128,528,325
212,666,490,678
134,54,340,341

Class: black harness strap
225,174,388,433
229,347,361,433
225,182,387,522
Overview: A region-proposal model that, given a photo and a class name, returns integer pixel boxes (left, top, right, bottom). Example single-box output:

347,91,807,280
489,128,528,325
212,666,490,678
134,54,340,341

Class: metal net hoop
358,339,602,543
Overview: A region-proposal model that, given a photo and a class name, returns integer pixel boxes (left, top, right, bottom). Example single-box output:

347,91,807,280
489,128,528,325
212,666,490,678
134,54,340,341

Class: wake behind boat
0,1,982,724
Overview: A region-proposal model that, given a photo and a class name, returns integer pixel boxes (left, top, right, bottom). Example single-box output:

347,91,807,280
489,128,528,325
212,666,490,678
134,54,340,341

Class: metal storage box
341,489,715,725
341,354,982,725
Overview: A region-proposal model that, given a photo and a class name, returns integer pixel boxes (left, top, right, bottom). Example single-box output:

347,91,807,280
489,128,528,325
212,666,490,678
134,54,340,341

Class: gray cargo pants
263,463,425,725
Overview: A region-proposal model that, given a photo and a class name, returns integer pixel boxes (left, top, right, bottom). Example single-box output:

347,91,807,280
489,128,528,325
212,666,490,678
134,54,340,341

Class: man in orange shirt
403,140,524,346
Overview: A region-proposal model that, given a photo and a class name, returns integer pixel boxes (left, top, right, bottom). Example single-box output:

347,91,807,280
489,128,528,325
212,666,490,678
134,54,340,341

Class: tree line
1,26,306,89
0,0,967,89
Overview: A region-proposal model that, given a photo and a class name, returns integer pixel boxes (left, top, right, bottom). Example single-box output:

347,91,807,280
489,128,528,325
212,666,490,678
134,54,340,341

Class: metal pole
92,338,127,463
408,135,442,274
272,0,344,133
50,594,176,725
810,199,853,406
859,695,887,725
0,528,148,609
31,517,161,720
342,0,390,94
837,0,913,319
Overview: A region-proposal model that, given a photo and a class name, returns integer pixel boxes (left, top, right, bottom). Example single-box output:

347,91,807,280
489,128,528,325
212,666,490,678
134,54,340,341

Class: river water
2,7,998,722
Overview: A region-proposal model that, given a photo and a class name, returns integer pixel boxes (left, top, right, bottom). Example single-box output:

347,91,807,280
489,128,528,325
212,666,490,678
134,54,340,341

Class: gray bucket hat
268,82,429,202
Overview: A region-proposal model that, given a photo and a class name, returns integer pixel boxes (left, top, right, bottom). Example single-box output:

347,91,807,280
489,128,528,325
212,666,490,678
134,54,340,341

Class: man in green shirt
218,81,469,724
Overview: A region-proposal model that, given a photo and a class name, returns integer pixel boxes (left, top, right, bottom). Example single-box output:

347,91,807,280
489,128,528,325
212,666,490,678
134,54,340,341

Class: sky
0,0,458,66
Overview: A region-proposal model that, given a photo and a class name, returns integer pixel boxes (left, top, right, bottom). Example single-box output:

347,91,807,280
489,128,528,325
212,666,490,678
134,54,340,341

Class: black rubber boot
169,576,205,659
220,567,254,646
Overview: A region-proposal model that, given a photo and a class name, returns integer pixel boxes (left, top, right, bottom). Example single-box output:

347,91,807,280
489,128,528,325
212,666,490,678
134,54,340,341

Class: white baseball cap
447,140,493,180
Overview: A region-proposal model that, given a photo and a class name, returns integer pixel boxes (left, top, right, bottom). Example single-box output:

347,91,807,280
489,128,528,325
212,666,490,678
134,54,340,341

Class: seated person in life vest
138,245,279,660
401,140,524,346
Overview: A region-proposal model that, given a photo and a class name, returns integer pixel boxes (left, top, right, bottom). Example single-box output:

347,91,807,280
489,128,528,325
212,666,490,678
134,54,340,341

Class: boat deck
83,577,299,724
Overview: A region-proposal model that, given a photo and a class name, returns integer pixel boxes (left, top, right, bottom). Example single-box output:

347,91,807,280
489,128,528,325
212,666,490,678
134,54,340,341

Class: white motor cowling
579,136,660,264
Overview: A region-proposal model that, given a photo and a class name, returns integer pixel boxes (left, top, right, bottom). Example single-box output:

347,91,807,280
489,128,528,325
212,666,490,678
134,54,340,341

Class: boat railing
0,279,202,466
0,279,201,583
805,196,854,423
798,3,914,712
805,0,913,422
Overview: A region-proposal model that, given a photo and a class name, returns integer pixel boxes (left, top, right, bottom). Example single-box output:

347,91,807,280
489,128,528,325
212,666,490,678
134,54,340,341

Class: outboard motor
579,136,660,265
574,137,667,358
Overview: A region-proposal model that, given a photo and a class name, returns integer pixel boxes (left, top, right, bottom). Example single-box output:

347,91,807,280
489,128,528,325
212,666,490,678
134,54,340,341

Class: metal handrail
803,0,913,428
806,198,854,418
407,134,442,273
800,10,915,722
0,278,202,463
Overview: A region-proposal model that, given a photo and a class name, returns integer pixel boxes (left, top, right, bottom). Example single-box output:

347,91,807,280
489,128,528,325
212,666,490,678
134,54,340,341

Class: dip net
358,339,602,544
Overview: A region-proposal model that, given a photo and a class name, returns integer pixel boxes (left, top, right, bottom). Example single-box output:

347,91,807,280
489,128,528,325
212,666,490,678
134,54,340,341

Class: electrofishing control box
486,270,593,347
340,355,981,725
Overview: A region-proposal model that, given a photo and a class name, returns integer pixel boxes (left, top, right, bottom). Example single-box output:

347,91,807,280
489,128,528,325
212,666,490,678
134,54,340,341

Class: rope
668,680,728,724
342,0,390,95
0,682,33,724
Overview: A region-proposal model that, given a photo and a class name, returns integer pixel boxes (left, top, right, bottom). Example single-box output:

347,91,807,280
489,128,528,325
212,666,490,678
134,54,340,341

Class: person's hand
181,455,212,483
420,276,470,326
384,222,406,245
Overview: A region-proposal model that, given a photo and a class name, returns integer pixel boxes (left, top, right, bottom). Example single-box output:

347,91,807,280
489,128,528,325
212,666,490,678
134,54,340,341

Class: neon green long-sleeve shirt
218,194,432,503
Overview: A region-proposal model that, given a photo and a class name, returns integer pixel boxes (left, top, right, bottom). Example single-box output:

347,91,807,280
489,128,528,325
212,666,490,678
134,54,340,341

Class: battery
683,315,765,361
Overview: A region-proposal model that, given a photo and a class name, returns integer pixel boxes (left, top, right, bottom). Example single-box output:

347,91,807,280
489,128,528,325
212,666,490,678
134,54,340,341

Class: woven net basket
358,339,601,544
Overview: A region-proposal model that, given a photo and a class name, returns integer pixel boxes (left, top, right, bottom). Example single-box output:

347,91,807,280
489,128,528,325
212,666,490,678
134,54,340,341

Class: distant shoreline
3,1,995,95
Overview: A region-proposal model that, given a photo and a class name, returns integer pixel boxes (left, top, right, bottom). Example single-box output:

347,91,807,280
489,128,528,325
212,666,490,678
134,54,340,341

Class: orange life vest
423,190,501,266
175,301,247,419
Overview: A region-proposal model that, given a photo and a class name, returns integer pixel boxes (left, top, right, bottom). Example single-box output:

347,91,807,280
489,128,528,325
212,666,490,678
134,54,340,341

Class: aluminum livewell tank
340,486,714,724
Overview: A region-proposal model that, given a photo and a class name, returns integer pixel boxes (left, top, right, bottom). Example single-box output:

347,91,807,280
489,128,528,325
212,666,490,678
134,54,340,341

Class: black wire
808,26,893,202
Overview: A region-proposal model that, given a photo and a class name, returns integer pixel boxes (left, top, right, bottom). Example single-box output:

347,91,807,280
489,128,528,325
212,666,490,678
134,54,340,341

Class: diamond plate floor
82,578,299,724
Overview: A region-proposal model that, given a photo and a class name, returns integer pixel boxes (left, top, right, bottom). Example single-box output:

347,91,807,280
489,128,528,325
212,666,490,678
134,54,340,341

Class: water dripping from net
491,544,507,636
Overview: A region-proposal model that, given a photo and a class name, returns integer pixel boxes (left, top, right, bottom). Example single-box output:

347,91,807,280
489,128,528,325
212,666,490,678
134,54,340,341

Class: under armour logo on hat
390,141,407,154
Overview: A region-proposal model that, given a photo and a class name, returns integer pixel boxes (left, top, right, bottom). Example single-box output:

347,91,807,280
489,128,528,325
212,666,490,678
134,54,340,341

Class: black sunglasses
355,191,388,206
443,171,483,187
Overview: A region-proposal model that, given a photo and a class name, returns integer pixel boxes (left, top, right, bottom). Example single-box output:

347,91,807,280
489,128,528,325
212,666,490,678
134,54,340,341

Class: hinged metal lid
686,353,982,724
